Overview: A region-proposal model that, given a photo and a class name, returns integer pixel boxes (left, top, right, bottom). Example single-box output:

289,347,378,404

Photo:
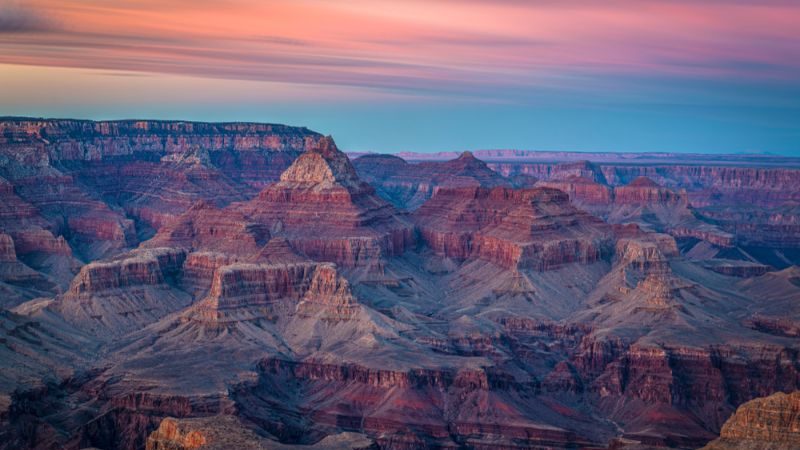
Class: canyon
1,118,799,450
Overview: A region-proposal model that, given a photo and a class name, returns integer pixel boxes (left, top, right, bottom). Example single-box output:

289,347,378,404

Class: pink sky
1,0,798,154
2,0,798,94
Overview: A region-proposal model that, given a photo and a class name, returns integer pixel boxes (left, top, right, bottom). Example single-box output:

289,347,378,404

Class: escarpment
187,261,359,324
353,151,510,210
2,123,800,450
413,186,613,270
50,247,190,336
702,391,800,450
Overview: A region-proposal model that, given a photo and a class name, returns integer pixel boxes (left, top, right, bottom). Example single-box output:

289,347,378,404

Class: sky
0,0,798,155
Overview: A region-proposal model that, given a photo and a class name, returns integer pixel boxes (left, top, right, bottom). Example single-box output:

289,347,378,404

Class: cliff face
239,137,415,267
353,151,510,210
701,391,800,450
0,119,320,161
0,118,322,301
4,124,800,450
145,415,376,450
52,247,190,336
414,186,613,270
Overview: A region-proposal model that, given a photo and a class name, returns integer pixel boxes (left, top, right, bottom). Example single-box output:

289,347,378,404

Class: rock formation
352,151,510,210
50,247,190,336
414,186,613,270
239,137,414,267
2,120,800,450
702,391,800,450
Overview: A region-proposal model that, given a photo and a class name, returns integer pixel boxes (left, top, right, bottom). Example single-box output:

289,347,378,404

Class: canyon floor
1,118,799,450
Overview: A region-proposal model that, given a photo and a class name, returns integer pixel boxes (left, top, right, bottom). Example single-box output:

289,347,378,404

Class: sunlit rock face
701,391,800,450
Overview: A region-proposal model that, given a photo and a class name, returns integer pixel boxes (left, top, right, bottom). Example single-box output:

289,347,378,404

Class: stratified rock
187,262,359,325
0,119,320,162
613,176,685,205
701,391,800,450
700,259,771,277
144,200,270,256
240,137,414,267
550,160,608,184
414,186,613,270
537,176,613,213
0,233,58,307
50,247,190,337
353,151,509,210
146,415,376,450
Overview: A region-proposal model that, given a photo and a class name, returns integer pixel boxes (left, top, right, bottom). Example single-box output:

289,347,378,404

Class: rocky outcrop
414,186,613,270
701,391,800,450
188,262,359,324
239,137,414,267
0,233,15,261
146,415,376,450
66,248,185,294
247,358,607,449
51,248,190,336
144,200,270,256
0,118,323,266
612,176,686,206
701,259,771,277
0,233,58,307
606,166,800,208
0,119,321,161
353,151,510,210
458,155,800,257
536,177,613,211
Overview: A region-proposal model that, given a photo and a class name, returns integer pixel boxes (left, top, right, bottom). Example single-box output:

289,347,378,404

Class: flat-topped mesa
551,160,608,184
702,391,800,450
188,261,359,323
414,186,613,270
52,248,191,336
0,118,322,161
537,176,613,208
67,247,186,294
613,176,687,205
241,137,414,267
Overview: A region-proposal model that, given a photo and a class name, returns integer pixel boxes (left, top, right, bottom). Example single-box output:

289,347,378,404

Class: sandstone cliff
701,391,800,450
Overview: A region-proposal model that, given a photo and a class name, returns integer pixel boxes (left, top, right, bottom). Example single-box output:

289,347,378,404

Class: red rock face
701,391,800,450
238,137,415,267
613,176,687,205
144,201,270,256
414,186,613,270
187,261,359,324
0,119,320,161
353,151,510,210
537,178,613,210
51,247,190,336
4,124,800,450
475,155,800,262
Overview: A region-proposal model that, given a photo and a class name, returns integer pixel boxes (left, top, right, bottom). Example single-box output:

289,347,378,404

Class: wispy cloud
0,1,56,33
0,0,798,102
